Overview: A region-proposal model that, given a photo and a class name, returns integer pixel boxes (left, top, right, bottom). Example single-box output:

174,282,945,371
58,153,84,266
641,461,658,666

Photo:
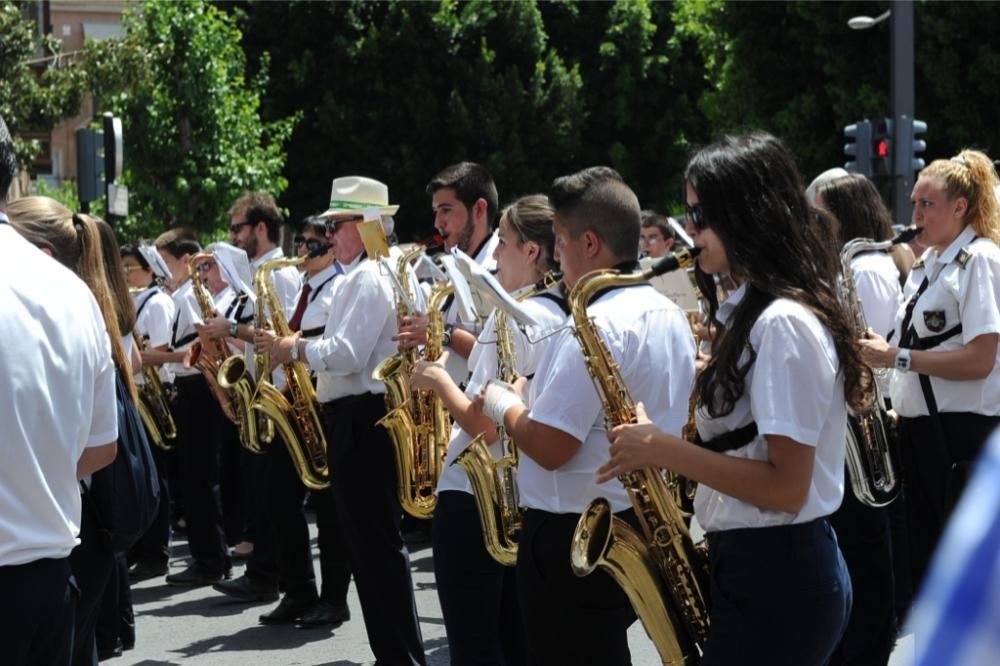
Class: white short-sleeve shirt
133,285,176,384
437,292,569,494
0,224,118,566
889,226,1000,417
167,279,207,378
693,283,848,533
851,251,902,395
523,283,696,514
442,231,500,383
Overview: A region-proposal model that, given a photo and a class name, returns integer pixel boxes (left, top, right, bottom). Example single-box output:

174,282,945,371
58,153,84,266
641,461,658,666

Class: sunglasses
294,237,324,252
230,220,253,234
196,261,215,273
123,264,144,273
324,215,363,231
685,204,708,232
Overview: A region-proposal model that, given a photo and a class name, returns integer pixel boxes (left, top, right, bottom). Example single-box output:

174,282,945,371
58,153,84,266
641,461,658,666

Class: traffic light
872,117,893,178
909,119,927,171
76,127,104,204
844,120,873,178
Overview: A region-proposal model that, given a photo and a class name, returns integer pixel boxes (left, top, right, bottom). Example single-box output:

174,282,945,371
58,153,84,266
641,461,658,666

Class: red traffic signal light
875,139,890,159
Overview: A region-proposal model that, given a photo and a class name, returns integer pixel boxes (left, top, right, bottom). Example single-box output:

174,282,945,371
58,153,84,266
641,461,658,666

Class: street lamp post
848,0,916,228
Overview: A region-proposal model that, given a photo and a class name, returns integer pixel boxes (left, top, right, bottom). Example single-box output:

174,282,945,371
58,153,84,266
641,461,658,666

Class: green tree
85,0,298,239
0,1,86,172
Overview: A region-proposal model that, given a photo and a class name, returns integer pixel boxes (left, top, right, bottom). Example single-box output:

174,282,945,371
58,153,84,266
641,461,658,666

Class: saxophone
567,248,709,666
221,256,330,490
377,274,453,519
839,227,915,507
455,271,562,566
184,252,241,426
133,330,177,450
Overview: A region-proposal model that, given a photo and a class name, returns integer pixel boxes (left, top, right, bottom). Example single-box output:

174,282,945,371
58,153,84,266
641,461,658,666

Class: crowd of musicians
4,109,1000,666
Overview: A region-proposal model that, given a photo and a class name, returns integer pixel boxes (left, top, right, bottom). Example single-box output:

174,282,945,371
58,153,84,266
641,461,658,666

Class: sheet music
438,254,478,323
450,248,542,327
379,257,416,312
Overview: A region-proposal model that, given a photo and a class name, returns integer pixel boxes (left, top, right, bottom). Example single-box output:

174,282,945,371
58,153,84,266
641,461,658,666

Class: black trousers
70,495,116,666
517,508,637,666
219,417,248,546
896,412,1000,606
433,490,525,666
322,393,426,665
829,475,896,666
1,557,77,666
174,375,229,574
96,552,134,653
703,519,852,666
131,439,172,565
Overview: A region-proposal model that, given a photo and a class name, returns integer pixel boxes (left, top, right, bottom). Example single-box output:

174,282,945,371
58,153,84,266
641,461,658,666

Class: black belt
173,373,206,385
697,421,758,454
321,391,383,413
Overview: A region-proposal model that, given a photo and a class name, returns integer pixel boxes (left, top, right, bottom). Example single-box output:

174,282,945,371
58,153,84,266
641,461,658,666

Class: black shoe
165,564,232,587
259,594,318,625
212,574,279,602
296,600,350,629
129,560,168,583
97,638,123,661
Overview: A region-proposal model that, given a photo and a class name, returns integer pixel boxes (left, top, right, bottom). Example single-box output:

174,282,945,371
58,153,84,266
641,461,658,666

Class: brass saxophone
220,256,330,489
376,271,453,519
184,252,241,426
839,228,916,507
455,271,562,566
133,330,177,450
567,248,709,666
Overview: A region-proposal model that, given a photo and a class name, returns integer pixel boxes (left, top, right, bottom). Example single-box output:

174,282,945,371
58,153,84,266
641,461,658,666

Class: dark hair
640,210,677,242
96,218,137,337
819,173,894,245
154,227,201,258
426,162,499,225
500,194,558,274
229,191,283,243
299,214,327,235
685,132,870,416
549,166,641,261
120,243,150,269
0,115,15,205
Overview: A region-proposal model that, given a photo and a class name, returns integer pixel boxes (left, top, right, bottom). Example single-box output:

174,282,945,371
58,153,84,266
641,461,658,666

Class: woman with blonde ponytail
6,196,140,666
859,149,1000,613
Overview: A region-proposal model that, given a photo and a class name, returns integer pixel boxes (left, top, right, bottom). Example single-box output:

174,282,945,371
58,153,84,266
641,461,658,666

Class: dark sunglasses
324,215,363,231
196,261,214,273
685,204,708,232
230,220,253,234
294,237,324,252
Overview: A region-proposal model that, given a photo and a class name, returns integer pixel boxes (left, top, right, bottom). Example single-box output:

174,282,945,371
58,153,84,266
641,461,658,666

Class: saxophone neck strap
696,421,758,454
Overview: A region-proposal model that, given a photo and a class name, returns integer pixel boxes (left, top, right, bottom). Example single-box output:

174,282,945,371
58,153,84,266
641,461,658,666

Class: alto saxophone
221,256,330,490
184,252,242,427
377,274,453,519
568,248,709,666
839,228,915,507
133,330,177,450
455,271,562,566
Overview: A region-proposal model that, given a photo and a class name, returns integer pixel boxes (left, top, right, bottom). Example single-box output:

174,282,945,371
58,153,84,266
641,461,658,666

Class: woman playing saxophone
598,133,861,665
409,194,565,665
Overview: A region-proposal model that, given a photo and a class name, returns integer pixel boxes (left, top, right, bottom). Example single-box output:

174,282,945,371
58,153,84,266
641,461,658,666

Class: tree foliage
84,0,299,239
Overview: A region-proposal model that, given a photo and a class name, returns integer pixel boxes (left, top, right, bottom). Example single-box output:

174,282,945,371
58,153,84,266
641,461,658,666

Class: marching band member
859,149,1000,609
121,243,177,582
409,194,565,665
598,133,857,665
479,168,695,664
258,177,427,664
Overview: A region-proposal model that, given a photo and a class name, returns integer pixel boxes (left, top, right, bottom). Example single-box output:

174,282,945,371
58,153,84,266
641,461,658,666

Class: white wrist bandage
482,380,524,425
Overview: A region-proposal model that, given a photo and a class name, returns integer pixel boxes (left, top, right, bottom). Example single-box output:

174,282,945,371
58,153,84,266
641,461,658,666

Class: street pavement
116,518,913,665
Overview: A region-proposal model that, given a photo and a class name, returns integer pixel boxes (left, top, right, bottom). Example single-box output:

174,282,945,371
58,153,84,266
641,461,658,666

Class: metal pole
891,0,915,227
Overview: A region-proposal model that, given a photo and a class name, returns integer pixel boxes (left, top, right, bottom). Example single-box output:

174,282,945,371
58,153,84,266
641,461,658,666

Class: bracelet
482,380,524,425
229,321,239,338
442,323,454,348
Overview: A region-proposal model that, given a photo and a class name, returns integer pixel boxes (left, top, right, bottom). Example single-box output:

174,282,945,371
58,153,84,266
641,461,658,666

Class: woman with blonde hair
859,149,1000,608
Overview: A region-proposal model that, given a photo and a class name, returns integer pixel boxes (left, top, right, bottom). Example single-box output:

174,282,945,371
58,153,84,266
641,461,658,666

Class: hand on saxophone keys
393,312,429,350
254,329,300,366
474,376,528,426
409,350,451,391
597,402,674,484
856,327,897,369
199,313,231,340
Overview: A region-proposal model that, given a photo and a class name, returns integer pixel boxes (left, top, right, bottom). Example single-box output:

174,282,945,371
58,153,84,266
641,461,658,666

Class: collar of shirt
341,251,367,274
923,225,978,283
470,230,495,264
250,245,284,271
0,210,9,224
306,262,341,289
717,281,748,326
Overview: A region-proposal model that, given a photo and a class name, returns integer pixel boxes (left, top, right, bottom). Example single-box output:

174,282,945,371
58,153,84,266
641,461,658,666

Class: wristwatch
229,321,239,338
290,340,300,362
442,323,454,349
895,348,912,372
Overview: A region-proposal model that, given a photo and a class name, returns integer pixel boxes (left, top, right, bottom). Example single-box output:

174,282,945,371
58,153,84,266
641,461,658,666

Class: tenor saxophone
839,228,915,507
376,272,453,519
184,252,242,428
133,330,177,450
567,248,709,666
222,256,330,490
455,271,562,566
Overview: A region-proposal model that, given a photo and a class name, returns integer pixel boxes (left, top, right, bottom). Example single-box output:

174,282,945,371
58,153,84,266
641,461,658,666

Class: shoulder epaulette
956,247,972,269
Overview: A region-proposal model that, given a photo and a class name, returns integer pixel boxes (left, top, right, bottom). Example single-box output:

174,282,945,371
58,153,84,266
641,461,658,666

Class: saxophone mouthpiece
893,227,920,245
646,246,702,278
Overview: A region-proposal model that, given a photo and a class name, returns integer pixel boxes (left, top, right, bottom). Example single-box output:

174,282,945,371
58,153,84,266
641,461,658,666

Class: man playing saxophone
409,194,566,665
477,168,695,665
257,177,426,664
